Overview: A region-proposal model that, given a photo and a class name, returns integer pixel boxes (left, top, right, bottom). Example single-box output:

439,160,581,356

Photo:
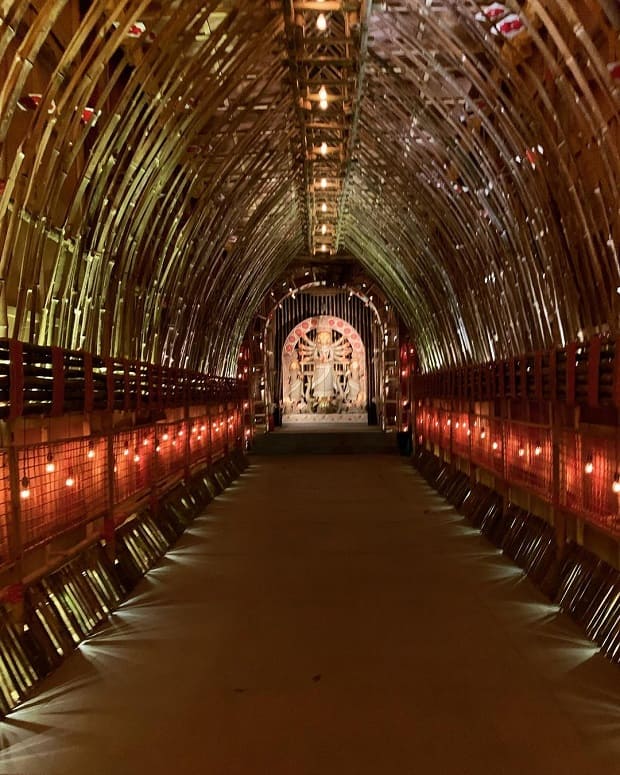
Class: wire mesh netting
18,438,107,548
561,431,619,536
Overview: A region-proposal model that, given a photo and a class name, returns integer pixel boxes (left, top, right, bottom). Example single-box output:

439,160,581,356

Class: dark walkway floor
0,441,619,774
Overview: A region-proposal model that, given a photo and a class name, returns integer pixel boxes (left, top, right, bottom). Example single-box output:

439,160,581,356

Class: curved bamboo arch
0,0,616,375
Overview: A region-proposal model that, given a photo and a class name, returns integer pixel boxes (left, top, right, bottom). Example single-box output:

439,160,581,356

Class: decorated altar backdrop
273,291,377,417
281,316,367,422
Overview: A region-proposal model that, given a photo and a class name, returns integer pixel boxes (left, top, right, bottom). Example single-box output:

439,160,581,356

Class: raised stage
281,412,367,425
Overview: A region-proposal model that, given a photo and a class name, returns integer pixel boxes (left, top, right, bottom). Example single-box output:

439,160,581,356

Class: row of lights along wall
414,405,620,538
0,404,250,561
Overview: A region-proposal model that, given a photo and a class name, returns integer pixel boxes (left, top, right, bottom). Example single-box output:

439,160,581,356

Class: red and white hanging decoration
17,94,56,114
127,21,146,38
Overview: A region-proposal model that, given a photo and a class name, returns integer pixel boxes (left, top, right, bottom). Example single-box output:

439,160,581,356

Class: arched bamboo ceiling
0,0,618,375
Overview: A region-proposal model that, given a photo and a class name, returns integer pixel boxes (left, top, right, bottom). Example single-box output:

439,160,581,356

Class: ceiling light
321,203,327,212
318,86,327,101
321,224,327,234
319,98,328,110
317,13,327,31
320,178,327,188
320,141,328,155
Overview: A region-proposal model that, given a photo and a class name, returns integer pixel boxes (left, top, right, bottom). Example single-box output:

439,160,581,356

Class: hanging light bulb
318,85,327,102
321,224,327,235
534,443,542,456
20,476,30,500
518,446,525,457
178,428,184,437
584,453,593,474
45,452,55,473
492,441,499,451
123,441,129,456
65,468,75,487
87,440,95,459
320,141,328,156
480,428,486,440
162,431,169,441
613,473,620,494
321,202,327,213
143,437,149,446
155,438,161,453
133,449,140,463
320,177,327,189
316,12,327,31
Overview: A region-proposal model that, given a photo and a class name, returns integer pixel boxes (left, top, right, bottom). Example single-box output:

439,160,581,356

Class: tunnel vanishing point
0,0,618,733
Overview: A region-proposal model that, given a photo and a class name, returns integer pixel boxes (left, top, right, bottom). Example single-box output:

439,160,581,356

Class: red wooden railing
0,339,247,419
412,335,619,409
